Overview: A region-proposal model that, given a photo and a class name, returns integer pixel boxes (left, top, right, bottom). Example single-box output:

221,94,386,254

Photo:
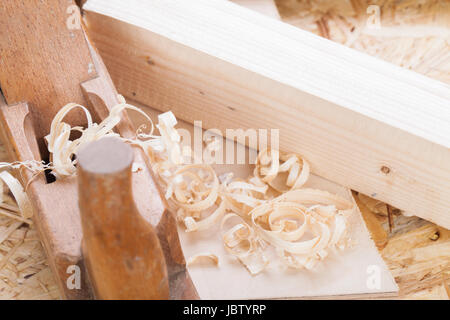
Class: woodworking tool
0,0,197,299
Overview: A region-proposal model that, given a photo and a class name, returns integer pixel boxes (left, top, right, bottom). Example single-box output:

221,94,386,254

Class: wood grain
354,191,388,249
83,0,450,229
381,222,450,299
0,0,103,299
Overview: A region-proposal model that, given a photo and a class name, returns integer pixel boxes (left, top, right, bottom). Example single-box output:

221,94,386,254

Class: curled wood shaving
155,112,182,164
223,178,267,215
168,164,219,212
164,164,228,232
0,160,48,173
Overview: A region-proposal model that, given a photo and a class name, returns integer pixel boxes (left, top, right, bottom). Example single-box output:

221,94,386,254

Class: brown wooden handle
77,137,169,299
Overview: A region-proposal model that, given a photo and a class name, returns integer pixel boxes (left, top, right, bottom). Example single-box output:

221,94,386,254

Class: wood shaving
254,149,310,193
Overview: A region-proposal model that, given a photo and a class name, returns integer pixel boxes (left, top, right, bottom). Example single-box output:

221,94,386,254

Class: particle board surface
130,104,399,300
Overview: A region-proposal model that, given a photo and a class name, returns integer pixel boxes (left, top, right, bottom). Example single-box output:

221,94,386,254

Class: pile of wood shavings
275,0,450,83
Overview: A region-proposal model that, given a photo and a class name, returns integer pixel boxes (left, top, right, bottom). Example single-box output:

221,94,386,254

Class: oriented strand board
182,176,398,299
231,0,280,19
83,0,450,229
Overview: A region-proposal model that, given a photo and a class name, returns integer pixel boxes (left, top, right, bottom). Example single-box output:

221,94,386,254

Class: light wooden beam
83,0,450,228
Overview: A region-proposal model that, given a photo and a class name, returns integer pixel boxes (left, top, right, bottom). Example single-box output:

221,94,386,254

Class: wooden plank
83,0,450,229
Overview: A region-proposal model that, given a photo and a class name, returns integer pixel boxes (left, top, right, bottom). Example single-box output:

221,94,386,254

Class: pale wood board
83,0,450,229
274,0,450,299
